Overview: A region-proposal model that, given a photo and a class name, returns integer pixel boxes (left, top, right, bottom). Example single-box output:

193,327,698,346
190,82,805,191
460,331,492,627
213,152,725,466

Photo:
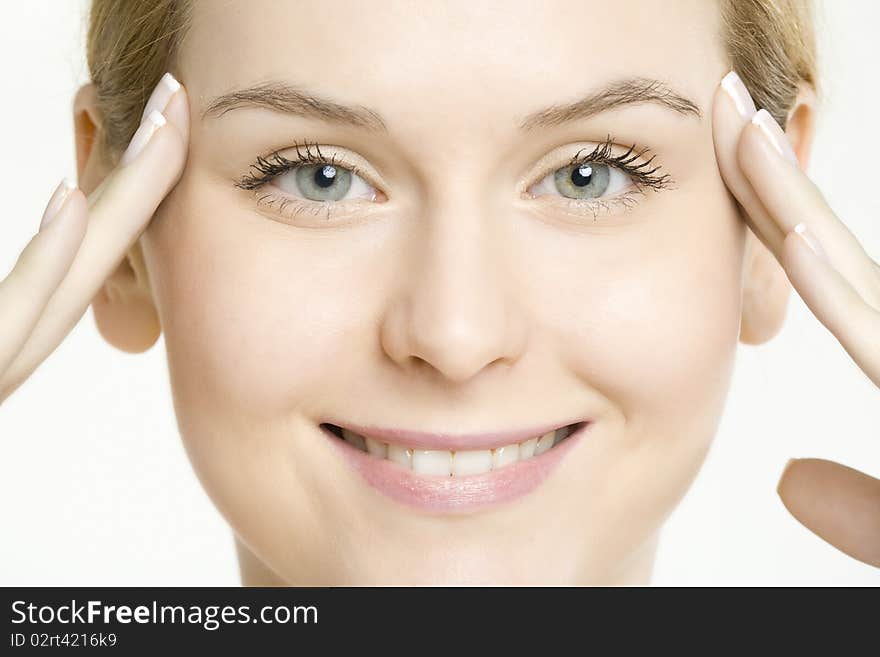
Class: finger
713,71,786,255
777,458,880,568
0,74,189,394
715,71,880,384
781,226,880,386
733,102,880,383
0,181,87,387
737,108,880,312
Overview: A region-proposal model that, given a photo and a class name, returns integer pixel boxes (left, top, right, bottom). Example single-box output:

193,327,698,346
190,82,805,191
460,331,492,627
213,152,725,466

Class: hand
713,71,880,569
0,74,189,405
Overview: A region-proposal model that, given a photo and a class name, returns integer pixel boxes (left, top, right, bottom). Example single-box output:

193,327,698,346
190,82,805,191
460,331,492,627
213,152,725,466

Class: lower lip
320,422,590,514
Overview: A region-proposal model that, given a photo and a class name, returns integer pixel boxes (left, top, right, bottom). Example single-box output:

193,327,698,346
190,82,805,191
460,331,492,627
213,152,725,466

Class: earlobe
74,83,163,353
90,240,162,353
739,231,792,345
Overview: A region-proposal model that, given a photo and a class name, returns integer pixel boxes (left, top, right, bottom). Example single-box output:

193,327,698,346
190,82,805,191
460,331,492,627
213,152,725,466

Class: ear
74,83,162,353
738,82,818,345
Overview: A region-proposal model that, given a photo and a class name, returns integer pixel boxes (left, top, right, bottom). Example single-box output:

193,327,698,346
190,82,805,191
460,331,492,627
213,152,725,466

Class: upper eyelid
531,140,657,180
238,143,385,192
513,139,662,195
241,138,666,196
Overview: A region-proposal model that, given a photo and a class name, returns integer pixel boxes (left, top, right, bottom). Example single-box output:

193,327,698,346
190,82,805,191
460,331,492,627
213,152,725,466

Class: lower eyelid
245,155,662,225
528,164,632,199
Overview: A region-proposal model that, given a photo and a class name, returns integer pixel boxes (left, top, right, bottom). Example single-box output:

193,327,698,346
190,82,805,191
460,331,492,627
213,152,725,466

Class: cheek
141,181,355,417
537,193,745,429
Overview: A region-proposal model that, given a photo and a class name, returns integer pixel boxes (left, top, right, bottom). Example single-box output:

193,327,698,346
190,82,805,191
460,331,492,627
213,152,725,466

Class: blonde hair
86,0,816,161
720,0,817,126
86,0,192,162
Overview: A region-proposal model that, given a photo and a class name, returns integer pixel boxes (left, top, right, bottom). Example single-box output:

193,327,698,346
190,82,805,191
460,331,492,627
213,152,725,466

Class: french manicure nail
39,177,77,231
720,70,756,120
792,222,829,263
141,72,181,123
752,108,800,166
120,110,166,166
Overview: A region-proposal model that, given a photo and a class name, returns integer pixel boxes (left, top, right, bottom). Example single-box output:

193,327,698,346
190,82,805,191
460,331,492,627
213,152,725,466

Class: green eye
272,163,375,203
286,164,352,202
533,160,631,201
236,145,378,205
553,162,613,200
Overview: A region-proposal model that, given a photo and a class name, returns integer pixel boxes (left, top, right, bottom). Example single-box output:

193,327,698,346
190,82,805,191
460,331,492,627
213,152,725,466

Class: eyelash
235,136,671,222
534,135,672,220
235,141,366,222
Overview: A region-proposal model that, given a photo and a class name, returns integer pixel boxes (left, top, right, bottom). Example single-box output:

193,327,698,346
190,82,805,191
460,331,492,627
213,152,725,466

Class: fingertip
39,181,88,238
54,186,89,243
776,457,812,512
776,457,797,497
712,74,753,184
65,186,89,222
720,71,757,120
94,117,187,229
162,83,190,150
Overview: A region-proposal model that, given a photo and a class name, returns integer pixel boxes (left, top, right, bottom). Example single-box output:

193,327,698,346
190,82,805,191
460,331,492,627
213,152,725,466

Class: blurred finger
0,181,87,389
778,458,880,568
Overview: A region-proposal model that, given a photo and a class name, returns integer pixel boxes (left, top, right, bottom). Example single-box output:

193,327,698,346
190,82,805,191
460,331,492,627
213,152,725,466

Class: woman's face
138,0,748,584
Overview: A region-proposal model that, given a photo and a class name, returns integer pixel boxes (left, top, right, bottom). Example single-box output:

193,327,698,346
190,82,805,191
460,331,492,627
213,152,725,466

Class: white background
0,1,878,586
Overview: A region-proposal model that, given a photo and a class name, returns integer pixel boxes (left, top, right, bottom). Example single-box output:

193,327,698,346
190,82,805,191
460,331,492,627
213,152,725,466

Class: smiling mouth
321,421,584,477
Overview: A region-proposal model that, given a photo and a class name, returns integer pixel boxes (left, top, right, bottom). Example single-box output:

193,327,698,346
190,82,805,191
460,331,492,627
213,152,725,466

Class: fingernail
752,108,800,166
120,109,166,166
39,177,77,231
720,70,756,120
792,222,830,263
141,72,181,123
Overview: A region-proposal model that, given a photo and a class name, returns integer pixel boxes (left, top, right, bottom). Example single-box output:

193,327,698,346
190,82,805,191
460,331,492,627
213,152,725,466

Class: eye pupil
553,161,611,200
571,164,593,187
292,162,353,201
314,165,337,188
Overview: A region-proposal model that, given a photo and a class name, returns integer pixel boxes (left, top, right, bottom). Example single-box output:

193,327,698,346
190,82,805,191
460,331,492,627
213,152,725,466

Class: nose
379,196,528,384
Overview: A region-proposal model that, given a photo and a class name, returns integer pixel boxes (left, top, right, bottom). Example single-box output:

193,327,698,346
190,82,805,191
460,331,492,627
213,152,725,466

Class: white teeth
365,436,387,459
412,449,452,475
492,443,519,469
534,431,555,456
335,424,576,475
519,437,537,459
452,449,493,476
387,444,412,468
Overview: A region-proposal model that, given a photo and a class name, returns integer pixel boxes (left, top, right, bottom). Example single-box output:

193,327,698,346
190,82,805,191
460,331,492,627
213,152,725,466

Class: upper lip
324,419,588,451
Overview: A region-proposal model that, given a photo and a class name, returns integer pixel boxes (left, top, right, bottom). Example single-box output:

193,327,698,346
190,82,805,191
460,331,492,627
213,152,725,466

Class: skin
0,0,876,583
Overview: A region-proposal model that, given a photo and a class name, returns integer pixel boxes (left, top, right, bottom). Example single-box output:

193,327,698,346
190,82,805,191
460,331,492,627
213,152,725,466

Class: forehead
181,0,725,161
185,1,723,97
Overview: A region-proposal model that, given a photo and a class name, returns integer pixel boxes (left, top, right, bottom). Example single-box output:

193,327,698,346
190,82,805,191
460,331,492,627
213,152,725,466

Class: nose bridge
381,184,527,384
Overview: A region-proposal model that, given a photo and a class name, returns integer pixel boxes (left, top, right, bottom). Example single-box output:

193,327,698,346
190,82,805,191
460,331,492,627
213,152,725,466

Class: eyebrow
202,81,389,131
518,77,701,130
201,76,701,132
